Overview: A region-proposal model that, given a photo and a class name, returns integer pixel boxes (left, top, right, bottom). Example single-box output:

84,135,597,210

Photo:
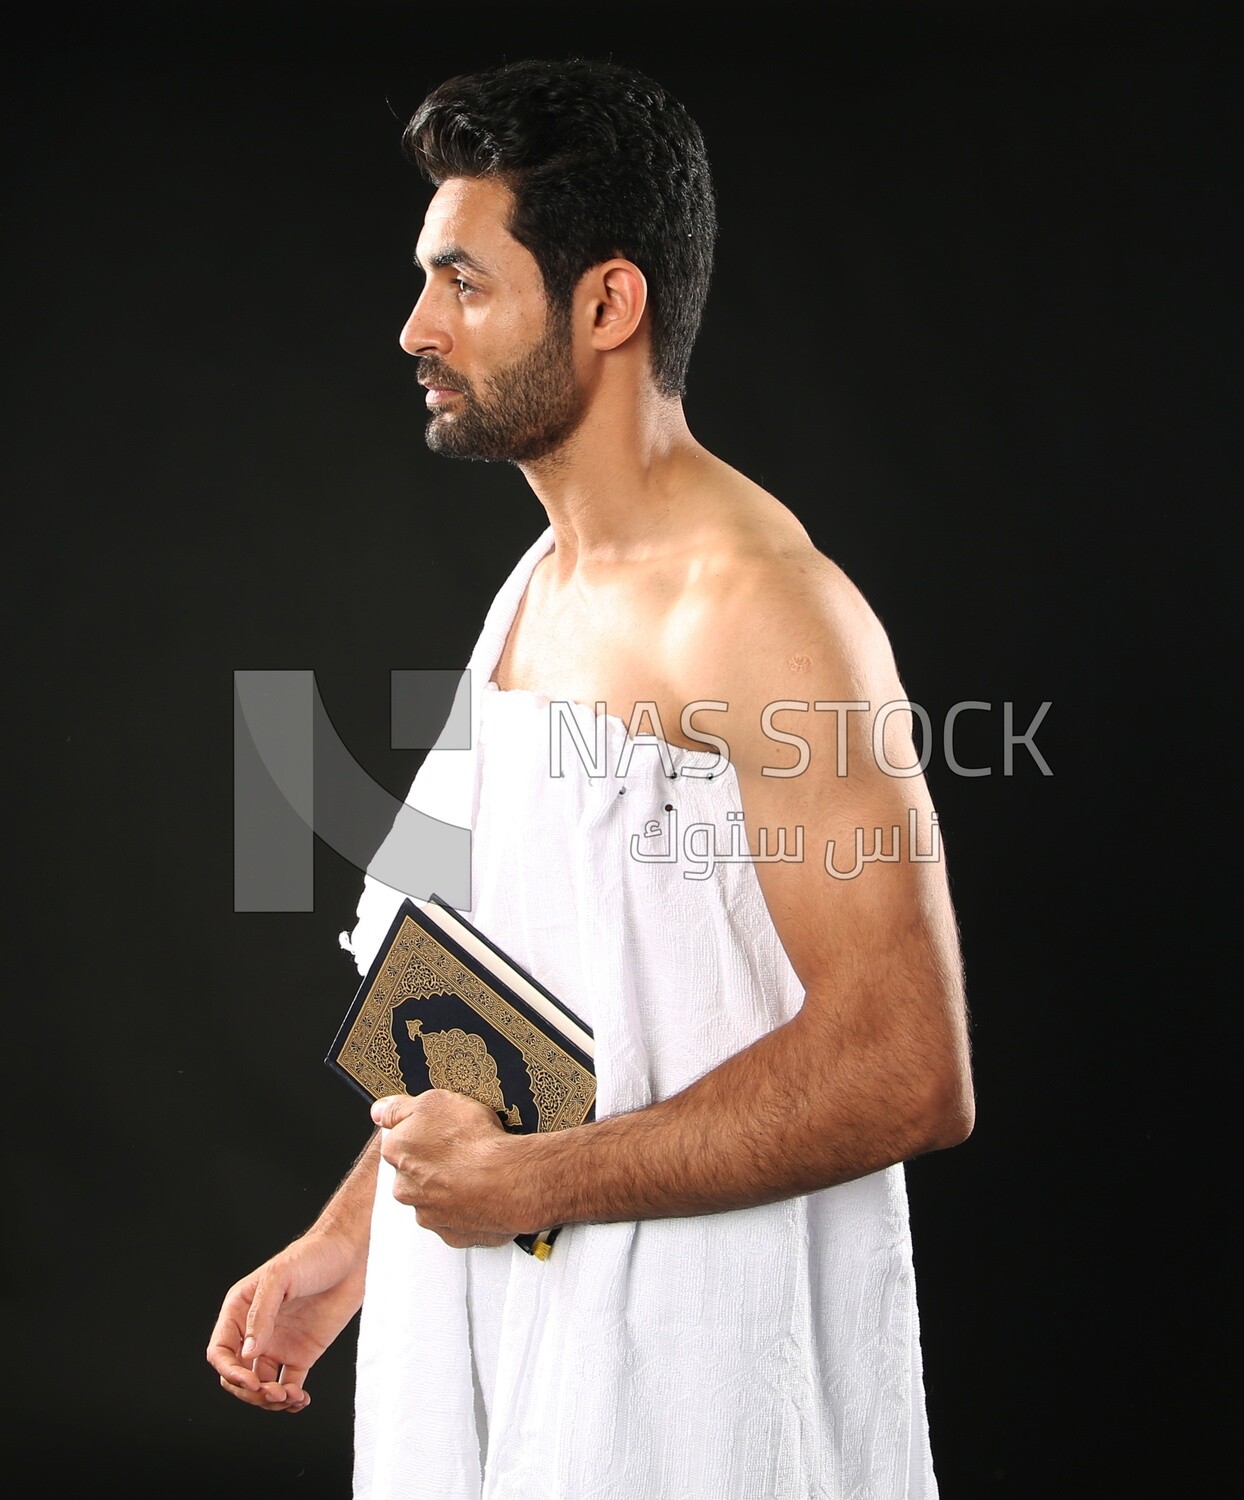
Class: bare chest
490,567,703,751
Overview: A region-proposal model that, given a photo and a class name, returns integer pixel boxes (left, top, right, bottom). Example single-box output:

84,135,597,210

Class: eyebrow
413,245,494,278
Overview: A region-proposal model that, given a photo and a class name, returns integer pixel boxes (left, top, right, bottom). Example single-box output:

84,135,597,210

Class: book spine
515,1224,561,1260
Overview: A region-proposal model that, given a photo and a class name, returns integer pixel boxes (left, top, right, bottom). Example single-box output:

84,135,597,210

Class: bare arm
374,554,974,1242
207,1131,380,1410
511,878,966,1229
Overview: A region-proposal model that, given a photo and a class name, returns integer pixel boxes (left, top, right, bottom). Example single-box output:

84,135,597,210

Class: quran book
326,894,596,1260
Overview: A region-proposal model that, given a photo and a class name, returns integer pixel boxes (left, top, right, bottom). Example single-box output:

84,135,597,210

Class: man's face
400,177,588,463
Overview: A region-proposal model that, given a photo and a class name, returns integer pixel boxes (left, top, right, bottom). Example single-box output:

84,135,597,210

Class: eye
452,275,477,297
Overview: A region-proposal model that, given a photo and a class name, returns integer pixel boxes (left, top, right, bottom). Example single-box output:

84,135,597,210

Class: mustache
417,358,471,394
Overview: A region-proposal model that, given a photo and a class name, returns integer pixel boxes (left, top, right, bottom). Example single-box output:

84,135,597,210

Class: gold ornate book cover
326,894,596,1259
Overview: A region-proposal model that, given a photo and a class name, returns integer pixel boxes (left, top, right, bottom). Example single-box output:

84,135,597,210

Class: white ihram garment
341,527,937,1500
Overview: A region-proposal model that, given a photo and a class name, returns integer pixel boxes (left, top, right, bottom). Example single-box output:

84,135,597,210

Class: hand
371,1089,526,1248
206,1229,367,1413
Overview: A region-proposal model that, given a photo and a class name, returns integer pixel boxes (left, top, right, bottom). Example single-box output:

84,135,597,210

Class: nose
399,290,450,358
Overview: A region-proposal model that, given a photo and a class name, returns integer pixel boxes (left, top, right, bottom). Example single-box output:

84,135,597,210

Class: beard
418,307,588,464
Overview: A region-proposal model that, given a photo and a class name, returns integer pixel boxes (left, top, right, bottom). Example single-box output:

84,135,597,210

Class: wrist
495,1129,558,1237
304,1216,371,1275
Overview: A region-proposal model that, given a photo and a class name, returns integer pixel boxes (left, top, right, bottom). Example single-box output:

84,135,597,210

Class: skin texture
417,301,585,462
208,173,974,1411
208,1134,378,1409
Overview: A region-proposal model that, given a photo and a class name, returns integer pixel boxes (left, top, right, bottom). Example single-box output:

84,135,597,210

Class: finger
219,1373,268,1405
241,1267,291,1363
278,1363,311,1393
277,1364,311,1410
206,1311,261,1391
435,1231,514,1248
417,1215,514,1249
213,1357,261,1394
258,1372,311,1412
219,1375,310,1413
248,1337,308,1407
269,1386,311,1413
371,1094,419,1130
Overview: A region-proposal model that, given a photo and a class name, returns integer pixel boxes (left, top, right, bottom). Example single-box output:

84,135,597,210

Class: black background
9,1,1235,1494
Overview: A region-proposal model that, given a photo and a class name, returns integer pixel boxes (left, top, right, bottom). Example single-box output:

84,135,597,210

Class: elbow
908,1061,975,1156
934,1084,975,1151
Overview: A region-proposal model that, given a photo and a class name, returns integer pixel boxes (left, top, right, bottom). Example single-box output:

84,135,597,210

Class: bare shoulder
669,468,903,710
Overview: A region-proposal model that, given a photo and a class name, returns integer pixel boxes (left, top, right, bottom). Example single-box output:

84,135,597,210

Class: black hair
404,57,717,397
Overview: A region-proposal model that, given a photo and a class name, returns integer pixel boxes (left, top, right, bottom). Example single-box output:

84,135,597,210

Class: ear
582,259,648,353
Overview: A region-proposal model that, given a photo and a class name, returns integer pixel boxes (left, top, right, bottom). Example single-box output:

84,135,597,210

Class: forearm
209,1131,383,1399
511,1009,970,1232
302,1129,381,1271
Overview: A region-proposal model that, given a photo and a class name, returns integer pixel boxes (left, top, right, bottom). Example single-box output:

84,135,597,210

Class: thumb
371,1093,418,1130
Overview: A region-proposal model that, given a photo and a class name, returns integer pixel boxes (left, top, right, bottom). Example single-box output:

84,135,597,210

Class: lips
424,386,461,407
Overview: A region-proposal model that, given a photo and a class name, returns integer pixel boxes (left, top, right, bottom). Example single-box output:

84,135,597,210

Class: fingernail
241,1337,255,1358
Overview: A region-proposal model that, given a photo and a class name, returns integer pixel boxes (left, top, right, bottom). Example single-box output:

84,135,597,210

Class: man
209,57,974,1498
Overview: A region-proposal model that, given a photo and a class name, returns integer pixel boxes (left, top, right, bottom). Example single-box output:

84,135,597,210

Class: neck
515,383,711,572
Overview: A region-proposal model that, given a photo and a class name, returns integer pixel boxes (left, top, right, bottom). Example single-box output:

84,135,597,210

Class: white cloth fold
346,528,937,1499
